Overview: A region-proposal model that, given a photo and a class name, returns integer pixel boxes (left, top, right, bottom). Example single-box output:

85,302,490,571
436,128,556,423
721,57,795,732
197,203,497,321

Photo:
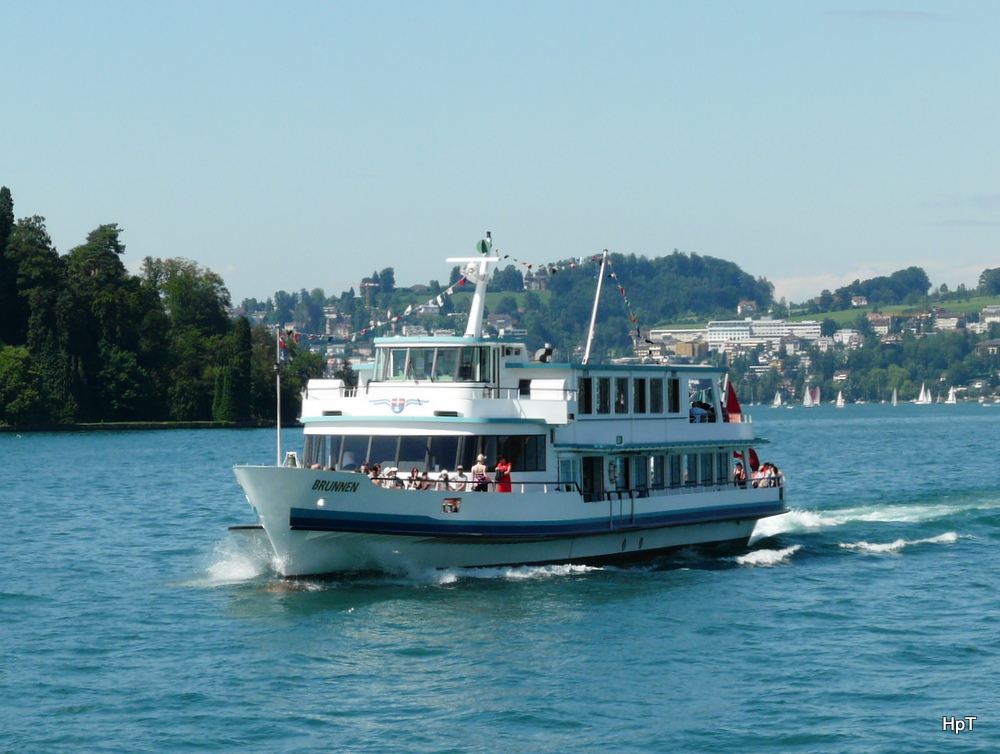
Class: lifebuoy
607,459,618,483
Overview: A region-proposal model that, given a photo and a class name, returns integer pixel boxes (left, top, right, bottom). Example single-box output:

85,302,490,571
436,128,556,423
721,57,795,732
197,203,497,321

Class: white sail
946,386,957,404
916,383,932,405
892,388,898,407
772,390,782,408
802,387,813,407
836,390,845,408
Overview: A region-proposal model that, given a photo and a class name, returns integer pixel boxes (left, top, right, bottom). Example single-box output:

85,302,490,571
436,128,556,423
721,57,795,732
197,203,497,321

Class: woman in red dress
494,456,512,493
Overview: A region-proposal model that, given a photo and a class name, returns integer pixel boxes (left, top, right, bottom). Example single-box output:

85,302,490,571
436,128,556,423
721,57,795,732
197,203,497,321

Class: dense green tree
0,345,46,425
0,187,16,345
979,267,1000,296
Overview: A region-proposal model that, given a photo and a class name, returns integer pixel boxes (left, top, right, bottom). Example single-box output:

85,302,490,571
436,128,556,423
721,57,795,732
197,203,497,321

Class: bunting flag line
348,276,471,341
339,248,644,344
492,250,645,343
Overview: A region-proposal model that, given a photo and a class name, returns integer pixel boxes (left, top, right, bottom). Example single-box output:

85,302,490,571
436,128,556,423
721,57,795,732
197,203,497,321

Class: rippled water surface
2,404,998,752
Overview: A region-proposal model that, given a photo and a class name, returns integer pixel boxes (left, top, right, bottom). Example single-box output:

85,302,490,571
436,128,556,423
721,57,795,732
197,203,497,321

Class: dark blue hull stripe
289,501,786,538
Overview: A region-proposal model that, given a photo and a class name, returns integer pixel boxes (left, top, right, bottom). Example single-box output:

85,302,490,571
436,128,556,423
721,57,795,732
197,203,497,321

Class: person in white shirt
450,465,470,492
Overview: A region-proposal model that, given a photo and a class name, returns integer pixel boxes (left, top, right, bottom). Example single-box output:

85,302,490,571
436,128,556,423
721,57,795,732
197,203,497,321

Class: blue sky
3,1,998,306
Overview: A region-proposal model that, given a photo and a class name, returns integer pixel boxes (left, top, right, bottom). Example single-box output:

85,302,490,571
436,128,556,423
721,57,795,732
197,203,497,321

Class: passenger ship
233,242,786,577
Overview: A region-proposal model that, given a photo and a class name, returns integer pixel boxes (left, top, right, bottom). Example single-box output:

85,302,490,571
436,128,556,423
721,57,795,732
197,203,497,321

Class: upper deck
299,336,759,448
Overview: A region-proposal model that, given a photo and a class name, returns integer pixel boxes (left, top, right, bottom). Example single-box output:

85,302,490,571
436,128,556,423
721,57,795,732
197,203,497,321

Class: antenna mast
582,249,609,365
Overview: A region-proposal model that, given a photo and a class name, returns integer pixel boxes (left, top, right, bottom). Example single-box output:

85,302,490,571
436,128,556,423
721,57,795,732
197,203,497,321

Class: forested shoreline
4,183,1000,427
0,187,322,427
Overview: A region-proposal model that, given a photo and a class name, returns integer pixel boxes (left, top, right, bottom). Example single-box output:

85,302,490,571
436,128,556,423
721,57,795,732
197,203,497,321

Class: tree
0,187,16,344
0,345,46,425
379,267,395,293
496,296,519,316
979,268,1000,296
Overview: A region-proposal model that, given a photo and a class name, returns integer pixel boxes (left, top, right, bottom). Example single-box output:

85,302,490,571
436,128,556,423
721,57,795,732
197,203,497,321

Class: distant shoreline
0,421,297,433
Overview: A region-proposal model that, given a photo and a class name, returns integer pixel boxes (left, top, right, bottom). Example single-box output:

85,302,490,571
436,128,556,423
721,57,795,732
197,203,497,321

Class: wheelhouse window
633,378,647,413
597,377,611,414
668,378,680,414
649,378,664,414
371,345,493,382
578,377,593,414
614,378,629,414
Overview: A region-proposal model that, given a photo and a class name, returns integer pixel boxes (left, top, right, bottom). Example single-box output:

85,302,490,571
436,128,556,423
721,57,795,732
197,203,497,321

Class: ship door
581,456,604,502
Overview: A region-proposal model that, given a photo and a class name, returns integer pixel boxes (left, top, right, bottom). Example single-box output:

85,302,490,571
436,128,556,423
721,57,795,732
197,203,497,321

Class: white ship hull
235,466,784,577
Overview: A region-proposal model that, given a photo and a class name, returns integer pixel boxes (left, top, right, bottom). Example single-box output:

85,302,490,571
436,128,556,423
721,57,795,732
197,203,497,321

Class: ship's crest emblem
370,397,428,413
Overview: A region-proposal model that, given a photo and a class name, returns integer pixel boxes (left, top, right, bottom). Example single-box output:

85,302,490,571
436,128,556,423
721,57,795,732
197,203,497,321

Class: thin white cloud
825,10,949,22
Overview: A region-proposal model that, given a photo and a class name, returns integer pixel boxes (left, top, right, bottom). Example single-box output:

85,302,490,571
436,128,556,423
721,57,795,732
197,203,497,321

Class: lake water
2,403,998,752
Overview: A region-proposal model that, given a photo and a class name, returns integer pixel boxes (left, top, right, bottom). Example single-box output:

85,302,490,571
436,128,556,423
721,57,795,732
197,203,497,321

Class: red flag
725,382,742,419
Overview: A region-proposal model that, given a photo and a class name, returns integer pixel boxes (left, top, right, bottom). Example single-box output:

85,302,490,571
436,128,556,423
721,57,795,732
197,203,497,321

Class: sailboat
836,390,845,408
891,388,898,407
945,386,957,404
771,390,782,408
802,387,813,408
915,383,932,405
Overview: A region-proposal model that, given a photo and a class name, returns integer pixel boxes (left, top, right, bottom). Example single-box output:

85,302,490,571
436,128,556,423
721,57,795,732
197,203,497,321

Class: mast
275,326,282,465
447,232,499,339
583,249,609,365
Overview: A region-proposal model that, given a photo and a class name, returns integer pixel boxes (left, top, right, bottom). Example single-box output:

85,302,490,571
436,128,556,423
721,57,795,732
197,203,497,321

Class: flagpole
275,326,282,466
583,250,609,365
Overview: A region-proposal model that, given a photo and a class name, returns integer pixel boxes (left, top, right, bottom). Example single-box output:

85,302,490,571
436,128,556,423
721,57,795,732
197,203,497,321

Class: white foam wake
430,563,604,584
732,545,802,567
184,537,275,588
751,501,994,543
839,531,958,554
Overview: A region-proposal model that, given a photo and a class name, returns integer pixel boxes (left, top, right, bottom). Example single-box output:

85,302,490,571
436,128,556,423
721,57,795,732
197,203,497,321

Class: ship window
716,452,729,482
684,454,697,486
399,436,429,468
650,455,665,489
433,348,457,381
668,378,680,414
633,379,647,414
633,456,649,490
429,436,460,471
668,455,682,487
370,436,400,468
700,453,714,484
340,435,370,471
409,347,436,380
614,378,629,414
387,348,408,380
559,459,578,488
649,379,664,414
578,377,593,414
597,377,611,414
457,347,488,381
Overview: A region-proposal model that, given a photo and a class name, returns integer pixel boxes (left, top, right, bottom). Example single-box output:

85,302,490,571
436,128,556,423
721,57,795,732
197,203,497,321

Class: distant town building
933,313,965,331
980,305,1000,325
833,329,864,349
851,296,868,307
706,318,821,352
866,313,892,335
737,300,758,315
523,268,550,291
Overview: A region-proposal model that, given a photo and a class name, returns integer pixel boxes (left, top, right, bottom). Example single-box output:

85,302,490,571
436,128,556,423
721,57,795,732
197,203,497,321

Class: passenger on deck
495,456,512,493
368,464,381,486
471,454,490,492
451,465,469,492
405,467,421,490
435,471,451,492
418,471,433,490
733,461,747,487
